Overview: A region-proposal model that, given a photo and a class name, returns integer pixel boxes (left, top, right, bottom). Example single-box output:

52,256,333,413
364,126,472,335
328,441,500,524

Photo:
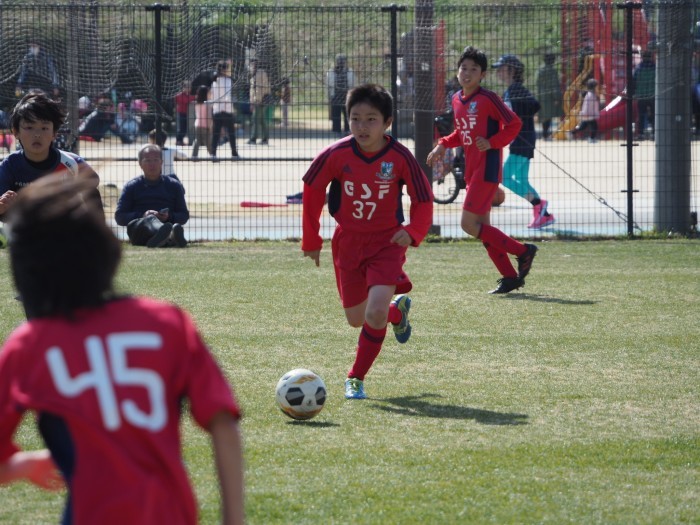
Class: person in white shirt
209,60,239,159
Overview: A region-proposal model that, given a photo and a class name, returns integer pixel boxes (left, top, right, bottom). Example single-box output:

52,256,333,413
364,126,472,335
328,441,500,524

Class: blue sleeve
170,183,189,225
114,181,139,226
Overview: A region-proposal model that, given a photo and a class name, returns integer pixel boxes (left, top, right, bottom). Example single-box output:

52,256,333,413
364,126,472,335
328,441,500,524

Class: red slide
598,95,637,132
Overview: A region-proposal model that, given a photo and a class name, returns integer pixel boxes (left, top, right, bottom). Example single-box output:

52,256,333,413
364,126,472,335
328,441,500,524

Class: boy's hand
475,137,491,151
426,144,445,166
304,250,321,267
390,228,413,247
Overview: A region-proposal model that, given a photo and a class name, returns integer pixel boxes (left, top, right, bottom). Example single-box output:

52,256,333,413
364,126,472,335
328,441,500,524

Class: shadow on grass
503,294,597,305
285,420,340,428
372,393,528,425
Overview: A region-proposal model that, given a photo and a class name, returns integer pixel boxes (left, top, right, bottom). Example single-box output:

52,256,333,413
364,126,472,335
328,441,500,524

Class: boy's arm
77,161,104,218
0,450,64,491
437,129,462,150
301,183,327,253
209,412,245,525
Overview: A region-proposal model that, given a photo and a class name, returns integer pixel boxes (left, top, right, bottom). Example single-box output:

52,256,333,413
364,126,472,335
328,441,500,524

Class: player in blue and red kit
0,176,244,525
302,83,433,400
427,46,538,294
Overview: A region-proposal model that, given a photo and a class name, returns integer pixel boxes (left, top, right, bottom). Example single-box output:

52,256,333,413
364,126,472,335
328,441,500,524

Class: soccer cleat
344,378,367,400
517,243,538,280
527,214,556,229
170,223,187,248
147,223,173,248
488,277,524,294
391,294,412,344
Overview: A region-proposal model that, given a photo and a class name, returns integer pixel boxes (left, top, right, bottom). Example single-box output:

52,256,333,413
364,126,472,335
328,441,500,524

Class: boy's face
15,118,56,162
457,58,486,94
349,102,391,153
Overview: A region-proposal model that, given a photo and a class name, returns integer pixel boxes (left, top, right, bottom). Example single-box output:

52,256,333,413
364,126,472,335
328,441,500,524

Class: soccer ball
492,185,506,207
275,368,327,420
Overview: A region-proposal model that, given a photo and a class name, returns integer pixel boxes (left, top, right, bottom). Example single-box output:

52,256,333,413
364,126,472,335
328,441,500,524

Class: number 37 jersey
302,135,433,252
0,296,240,525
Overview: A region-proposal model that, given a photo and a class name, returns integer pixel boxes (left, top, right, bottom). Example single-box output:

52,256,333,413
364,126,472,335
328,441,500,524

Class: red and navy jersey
439,87,521,184
0,147,81,195
302,135,433,252
0,296,240,525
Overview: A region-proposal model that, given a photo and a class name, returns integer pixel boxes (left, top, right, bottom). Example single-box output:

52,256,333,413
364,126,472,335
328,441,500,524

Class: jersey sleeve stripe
482,89,516,123
394,143,432,202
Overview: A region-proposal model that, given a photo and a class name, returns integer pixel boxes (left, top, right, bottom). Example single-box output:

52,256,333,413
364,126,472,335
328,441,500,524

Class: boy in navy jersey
0,176,244,525
302,84,433,400
427,46,538,294
0,91,102,220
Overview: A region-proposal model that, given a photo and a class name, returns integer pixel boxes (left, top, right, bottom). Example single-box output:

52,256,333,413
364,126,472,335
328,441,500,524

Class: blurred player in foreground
302,83,433,400
0,176,244,525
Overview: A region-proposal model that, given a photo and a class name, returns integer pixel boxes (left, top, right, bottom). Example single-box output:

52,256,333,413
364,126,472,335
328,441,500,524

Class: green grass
0,239,698,524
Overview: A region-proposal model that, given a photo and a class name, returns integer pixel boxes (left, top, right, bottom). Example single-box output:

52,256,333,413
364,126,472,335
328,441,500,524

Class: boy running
427,46,538,294
302,83,433,399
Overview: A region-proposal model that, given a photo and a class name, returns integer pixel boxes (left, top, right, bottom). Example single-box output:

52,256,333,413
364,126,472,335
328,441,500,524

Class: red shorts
331,226,412,308
463,178,498,215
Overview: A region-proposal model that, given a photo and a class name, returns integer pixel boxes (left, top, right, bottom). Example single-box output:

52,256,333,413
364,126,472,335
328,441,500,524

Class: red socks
348,323,386,381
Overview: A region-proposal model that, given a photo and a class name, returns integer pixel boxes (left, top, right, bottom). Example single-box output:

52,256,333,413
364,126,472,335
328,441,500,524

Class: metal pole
146,4,171,134
381,4,406,138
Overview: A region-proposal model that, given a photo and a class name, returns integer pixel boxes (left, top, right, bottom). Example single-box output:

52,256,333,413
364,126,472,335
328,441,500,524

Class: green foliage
0,239,698,524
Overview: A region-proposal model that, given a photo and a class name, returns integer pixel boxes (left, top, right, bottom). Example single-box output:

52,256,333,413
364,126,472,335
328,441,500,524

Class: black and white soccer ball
275,368,327,420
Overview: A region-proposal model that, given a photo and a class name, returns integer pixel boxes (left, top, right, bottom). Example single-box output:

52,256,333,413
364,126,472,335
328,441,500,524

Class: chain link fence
0,1,698,240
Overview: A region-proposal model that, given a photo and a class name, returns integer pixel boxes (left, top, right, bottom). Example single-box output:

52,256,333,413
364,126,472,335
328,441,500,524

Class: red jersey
302,135,433,252
174,90,195,114
0,296,240,525
438,87,521,184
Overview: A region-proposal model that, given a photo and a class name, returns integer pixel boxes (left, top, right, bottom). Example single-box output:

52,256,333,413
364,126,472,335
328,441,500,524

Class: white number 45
46,332,167,432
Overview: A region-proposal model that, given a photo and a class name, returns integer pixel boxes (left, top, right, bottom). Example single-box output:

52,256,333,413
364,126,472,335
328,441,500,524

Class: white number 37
46,332,167,432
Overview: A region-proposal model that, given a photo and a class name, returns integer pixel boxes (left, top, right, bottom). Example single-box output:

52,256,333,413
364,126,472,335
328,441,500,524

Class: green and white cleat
391,294,412,344
344,378,367,400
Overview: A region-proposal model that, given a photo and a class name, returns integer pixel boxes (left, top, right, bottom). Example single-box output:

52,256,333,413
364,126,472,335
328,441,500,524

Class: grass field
0,239,698,524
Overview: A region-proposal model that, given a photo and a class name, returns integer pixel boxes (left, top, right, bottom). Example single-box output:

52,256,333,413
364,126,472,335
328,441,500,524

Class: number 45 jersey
0,296,240,525
302,135,433,252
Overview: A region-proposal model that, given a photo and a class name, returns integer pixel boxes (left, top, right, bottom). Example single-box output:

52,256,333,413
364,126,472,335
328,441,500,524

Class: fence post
146,3,171,135
382,4,406,139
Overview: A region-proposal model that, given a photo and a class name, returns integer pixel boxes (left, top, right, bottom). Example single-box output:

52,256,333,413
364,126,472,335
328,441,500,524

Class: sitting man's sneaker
489,277,524,294
344,378,367,399
147,222,173,248
391,294,412,344
517,243,538,279
170,223,187,248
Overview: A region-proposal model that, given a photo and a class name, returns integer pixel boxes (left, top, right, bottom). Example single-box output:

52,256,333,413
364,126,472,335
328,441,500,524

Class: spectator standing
191,85,211,158
326,54,356,134
0,175,244,525
574,78,600,143
536,52,563,140
115,144,189,248
280,77,291,128
633,50,656,140
248,59,271,145
16,42,60,99
209,60,239,160
174,81,195,146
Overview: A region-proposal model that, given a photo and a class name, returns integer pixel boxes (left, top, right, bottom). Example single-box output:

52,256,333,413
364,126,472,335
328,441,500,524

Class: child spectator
493,54,555,230
191,85,211,158
148,129,188,186
0,175,244,524
280,77,291,128
574,78,600,142
174,81,195,146
302,83,433,400
427,46,538,294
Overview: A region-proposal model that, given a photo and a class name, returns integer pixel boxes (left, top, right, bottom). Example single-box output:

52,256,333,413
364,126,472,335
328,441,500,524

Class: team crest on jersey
468,101,478,114
376,162,394,181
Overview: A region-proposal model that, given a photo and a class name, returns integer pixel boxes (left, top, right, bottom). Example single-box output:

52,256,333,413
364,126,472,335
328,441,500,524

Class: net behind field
0,2,698,240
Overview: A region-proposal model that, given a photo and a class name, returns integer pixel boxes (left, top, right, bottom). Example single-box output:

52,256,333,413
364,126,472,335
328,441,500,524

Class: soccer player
427,46,538,294
302,83,434,400
0,176,244,525
0,91,102,220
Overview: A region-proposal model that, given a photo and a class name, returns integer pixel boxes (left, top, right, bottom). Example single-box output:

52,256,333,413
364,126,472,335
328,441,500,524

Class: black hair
345,83,393,122
458,45,488,72
10,91,66,133
195,85,209,103
148,129,168,147
8,176,121,319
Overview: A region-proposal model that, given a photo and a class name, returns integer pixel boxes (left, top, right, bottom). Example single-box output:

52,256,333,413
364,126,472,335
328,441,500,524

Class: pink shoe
528,213,556,229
